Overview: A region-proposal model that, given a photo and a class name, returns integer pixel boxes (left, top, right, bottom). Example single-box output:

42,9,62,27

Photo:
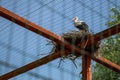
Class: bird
72,16,89,32
72,17,90,49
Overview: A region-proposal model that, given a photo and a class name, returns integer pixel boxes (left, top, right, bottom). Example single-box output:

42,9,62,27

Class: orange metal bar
1,7,120,55
0,50,119,79
1,6,120,50
86,23,120,47
93,56,120,73
0,6,82,55
82,55,92,80
94,24,120,41
0,7,62,43
0,51,61,80
0,7,120,79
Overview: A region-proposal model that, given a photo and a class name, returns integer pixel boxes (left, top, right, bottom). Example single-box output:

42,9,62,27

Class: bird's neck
74,20,79,23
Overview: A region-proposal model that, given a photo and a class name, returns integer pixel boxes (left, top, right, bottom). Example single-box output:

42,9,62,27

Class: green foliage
106,7,120,27
93,7,120,80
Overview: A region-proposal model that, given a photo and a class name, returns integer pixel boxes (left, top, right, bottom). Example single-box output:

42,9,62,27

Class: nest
50,31,100,58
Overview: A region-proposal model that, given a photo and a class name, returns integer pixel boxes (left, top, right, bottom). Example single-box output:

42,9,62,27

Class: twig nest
51,31,100,58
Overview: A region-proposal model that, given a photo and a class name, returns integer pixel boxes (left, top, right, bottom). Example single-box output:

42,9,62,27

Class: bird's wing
74,21,82,26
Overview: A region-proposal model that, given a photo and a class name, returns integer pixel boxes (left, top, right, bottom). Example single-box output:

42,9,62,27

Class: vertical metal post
82,55,92,80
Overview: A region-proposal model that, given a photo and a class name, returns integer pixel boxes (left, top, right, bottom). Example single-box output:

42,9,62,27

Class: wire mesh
0,0,120,80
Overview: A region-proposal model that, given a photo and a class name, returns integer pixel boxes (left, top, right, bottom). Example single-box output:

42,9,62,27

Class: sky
0,0,120,80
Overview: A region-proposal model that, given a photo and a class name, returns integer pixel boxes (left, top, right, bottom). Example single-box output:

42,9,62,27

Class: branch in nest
48,31,100,59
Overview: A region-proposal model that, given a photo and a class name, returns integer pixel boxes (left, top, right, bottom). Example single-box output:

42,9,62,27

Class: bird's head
72,16,79,22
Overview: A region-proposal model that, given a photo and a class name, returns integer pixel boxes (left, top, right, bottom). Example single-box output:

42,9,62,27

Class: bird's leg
70,59,77,68
58,56,66,68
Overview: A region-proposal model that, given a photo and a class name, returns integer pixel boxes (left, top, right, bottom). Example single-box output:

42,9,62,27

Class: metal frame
0,7,120,80
82,55,92,80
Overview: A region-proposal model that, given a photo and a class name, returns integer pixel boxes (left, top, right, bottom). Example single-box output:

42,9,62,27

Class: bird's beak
72,18,75,21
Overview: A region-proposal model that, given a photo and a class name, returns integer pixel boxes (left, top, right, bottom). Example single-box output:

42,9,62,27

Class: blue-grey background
0,0,120,80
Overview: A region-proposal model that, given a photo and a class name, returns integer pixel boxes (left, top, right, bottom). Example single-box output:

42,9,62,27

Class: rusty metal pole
82,55,92,80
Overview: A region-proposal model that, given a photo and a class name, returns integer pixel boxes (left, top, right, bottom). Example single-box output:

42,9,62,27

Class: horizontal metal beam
86,24,120,47
0,6,82,55
0,51,61,80
93,56,120,73
0,50,119,80
0,7,120,79
81,52,120,73
1,6,120,50
93,24,120,41
0,61,52,80
0,7,62,43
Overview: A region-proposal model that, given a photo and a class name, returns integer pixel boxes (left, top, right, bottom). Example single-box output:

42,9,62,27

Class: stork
72,17,89,32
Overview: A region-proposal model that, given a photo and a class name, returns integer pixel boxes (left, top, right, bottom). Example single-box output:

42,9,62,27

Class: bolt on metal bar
0,7,120,79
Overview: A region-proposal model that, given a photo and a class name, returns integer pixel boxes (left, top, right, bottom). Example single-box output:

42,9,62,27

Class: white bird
72,17,89,32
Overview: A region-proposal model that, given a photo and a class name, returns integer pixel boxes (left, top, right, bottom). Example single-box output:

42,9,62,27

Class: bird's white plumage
72,16,89,32
72,16,84,26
